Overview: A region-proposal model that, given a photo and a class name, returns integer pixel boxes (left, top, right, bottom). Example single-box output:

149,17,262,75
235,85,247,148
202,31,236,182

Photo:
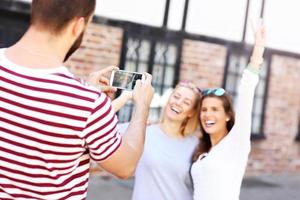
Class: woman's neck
159,118,183,138
210,131,228,147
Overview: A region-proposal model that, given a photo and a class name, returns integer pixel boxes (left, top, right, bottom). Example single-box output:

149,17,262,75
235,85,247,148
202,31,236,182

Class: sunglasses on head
202,88,226,96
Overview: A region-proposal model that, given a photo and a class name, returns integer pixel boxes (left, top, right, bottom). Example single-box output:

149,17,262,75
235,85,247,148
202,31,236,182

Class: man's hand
88,66,118,98
132,73,154,107
98,73,154,179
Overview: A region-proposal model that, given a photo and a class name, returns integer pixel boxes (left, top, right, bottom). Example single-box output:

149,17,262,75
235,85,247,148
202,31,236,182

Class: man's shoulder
0,48,6,62
52,70,102,96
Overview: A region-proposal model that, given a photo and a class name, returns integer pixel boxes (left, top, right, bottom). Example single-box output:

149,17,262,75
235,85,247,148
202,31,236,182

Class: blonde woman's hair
179,100,201,136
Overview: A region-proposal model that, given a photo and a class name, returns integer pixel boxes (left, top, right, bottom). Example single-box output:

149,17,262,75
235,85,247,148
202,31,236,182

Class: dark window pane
138,40,151,62
125,61,138,72
165,44,177,65
225,53,268,137
117,34,179,123
252,114,261,134
138,63,148,73
297,118,300,141
165,66,175,86
152,64,164,86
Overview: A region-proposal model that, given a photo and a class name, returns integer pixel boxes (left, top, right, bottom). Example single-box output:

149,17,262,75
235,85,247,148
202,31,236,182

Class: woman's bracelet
254,45,265,48
247,64,261,75
250,56,264,66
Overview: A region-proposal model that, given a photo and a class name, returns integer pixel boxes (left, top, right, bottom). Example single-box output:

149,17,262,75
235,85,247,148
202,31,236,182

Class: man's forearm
97,73,153,179
117,102,149,175
123,103,149,163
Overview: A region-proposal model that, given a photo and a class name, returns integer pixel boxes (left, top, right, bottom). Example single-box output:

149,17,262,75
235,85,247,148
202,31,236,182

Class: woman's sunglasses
202,88,226,96
178,81,226,97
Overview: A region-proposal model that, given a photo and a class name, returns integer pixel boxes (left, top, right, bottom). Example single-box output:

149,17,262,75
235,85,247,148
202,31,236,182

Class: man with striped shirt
0,0,154,199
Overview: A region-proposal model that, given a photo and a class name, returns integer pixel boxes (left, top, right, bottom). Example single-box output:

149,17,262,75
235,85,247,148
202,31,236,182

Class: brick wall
180,39,300,175
65,22,123,175
247,55,300,175
68,22,300,175
180,39,227,88
65,23,123,79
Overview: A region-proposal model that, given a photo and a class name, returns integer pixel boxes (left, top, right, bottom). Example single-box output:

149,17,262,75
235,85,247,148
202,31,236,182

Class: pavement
87,174,300,200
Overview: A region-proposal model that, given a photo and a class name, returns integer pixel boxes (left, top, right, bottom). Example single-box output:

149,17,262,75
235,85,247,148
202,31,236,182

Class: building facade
1,0,299,175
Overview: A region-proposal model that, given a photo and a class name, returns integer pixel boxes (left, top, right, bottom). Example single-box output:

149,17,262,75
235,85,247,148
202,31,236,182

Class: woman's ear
226,117,230,122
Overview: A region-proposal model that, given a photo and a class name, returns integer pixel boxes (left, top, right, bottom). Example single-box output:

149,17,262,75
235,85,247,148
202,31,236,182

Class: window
0,13,29,48
187,0,247,41
96,0,166,27
117,37,151,122
224,49,269,138
117,29,180,123
296,117,300,141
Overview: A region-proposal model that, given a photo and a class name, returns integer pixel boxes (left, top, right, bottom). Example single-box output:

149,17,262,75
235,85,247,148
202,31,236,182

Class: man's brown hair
31,0,96,34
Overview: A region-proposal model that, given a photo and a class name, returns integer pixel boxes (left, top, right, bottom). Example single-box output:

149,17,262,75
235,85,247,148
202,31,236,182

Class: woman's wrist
254,46,265,51
247,64,260,75
251,44,265,66
248,55,264,75
254,43,265,47
250,56,263,66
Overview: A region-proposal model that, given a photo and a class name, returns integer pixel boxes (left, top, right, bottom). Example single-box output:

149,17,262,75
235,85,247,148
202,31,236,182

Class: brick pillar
64,22,123,175
65,23,123,79
247,55,300,175
180,39,227,88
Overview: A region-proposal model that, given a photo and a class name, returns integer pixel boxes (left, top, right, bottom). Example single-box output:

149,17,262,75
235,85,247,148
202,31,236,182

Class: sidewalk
87,174,300,200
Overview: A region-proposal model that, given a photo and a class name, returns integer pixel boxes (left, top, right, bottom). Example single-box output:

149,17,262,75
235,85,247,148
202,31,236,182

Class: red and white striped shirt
0,48,122,200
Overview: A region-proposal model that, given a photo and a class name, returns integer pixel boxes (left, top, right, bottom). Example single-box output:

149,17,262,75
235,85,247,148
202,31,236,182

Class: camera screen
112,71,143,90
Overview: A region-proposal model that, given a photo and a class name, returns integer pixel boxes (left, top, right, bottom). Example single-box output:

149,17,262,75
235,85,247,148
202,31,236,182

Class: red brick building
68,21,300,175
1,0,299,175
69,23,300,174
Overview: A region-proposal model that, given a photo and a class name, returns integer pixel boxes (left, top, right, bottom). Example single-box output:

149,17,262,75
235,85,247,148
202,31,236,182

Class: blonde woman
116,81,202,200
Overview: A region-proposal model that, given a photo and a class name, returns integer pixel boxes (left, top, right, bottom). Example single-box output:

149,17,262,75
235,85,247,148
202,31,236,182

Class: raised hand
250,18,266,69
251,18,266,47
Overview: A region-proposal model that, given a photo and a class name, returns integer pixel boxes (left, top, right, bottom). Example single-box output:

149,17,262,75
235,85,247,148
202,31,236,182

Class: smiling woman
128,80,202,200
199,92,235,143
114,79,202,200
191,23,266,200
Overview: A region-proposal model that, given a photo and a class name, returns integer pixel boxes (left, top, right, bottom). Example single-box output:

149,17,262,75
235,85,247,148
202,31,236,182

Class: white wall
96,0,165,26
98,0,300,54
17,0,300,53
186,0,247,42
263,0,300,53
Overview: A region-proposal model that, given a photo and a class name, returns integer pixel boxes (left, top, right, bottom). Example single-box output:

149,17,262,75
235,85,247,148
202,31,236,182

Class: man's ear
73,17,85,37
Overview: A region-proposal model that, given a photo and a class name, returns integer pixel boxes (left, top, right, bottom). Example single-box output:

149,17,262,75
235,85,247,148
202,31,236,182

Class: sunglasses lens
215,88,225,96
202,88,225,96
202,89,210,96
